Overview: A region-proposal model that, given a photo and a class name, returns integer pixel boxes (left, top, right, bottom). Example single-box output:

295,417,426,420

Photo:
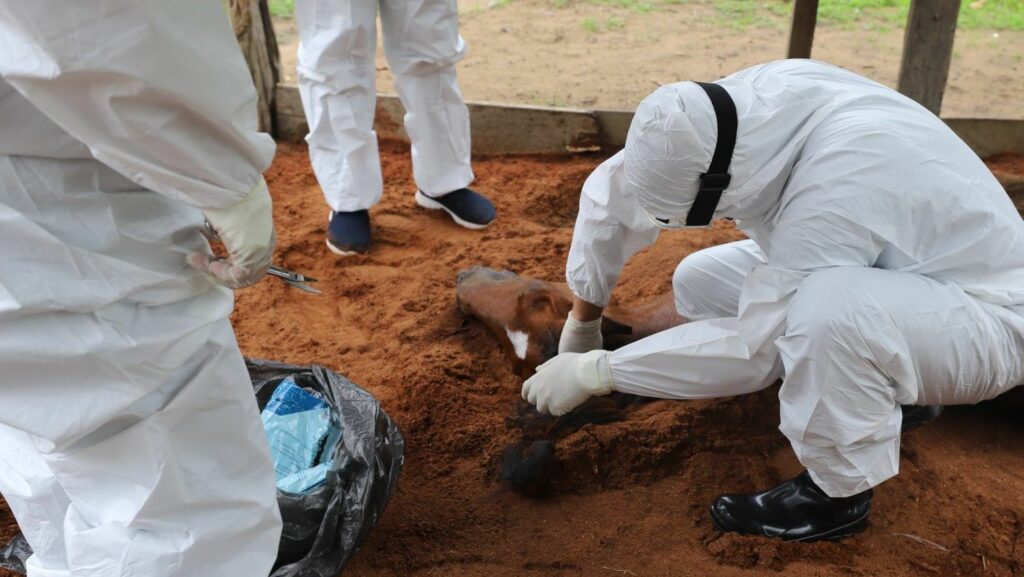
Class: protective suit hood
624,61,836,226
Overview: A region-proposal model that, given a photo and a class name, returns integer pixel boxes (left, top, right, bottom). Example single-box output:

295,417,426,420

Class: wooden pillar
228,0,281,134
897,0,961,115
787,0,819,59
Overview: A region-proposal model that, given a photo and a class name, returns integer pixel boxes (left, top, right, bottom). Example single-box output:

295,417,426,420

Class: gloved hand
187,178,275,289
558,313,604,354
522,350,614,416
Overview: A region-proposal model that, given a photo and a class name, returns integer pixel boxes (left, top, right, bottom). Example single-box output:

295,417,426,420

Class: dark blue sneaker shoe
415,188,496,230
326,209,371,256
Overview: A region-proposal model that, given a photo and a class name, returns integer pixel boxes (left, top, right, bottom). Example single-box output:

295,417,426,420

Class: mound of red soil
988,152,1024,175
2,148,1023,577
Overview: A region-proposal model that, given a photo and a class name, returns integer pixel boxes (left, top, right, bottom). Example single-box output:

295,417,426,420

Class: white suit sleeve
609,211,886,399
566,151,661,307
0,0,274,209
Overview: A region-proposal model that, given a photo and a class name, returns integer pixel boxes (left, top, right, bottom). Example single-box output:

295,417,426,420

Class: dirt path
273,0,1023,119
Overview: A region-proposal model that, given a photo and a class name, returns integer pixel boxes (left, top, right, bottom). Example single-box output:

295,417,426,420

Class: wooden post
228,0,281,134
787,0,819,59
897,0,961,115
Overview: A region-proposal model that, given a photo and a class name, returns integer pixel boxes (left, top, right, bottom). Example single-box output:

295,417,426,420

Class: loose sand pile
3,145,1023,577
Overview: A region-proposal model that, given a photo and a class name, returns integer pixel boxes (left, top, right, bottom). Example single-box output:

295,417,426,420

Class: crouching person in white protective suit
296,0,497,256
522,59,1024,542
0,1,283,575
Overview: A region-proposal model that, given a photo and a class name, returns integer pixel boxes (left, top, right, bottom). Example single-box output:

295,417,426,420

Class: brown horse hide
455,266,684,379
456,266,689,497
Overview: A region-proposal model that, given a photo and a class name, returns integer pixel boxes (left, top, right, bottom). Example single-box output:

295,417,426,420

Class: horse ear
518,287,560,314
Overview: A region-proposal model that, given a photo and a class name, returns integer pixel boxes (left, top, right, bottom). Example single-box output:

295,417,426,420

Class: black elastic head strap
685,82,738,227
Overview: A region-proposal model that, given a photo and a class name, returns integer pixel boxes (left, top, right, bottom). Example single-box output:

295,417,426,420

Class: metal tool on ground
202,220,321,294
268,265,321,294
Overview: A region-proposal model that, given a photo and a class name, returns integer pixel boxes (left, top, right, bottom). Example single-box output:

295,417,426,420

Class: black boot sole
709,506,869,542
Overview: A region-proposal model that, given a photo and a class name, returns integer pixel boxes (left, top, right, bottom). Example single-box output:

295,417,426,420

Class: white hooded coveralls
0,2,282,576
296,0,474,211
568,59,1024,497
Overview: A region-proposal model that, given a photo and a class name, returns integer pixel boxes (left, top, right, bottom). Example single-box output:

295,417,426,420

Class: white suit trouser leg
296,0,473,212
296,0,383,212
777,267,1024,497
672,239,765,319
0,320,281,577
380,0,473,197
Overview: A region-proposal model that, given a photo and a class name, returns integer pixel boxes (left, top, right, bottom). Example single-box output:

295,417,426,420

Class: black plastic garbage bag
0,532,29,573
0,358,404,577
251,359,404,576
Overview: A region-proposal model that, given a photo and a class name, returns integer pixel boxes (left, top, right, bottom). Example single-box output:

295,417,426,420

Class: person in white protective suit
296,0,497,256
522,59,1024,541
0,1,284,575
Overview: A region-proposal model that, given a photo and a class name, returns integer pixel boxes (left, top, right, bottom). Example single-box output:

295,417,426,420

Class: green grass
578,13,630,32
579,0,655,12
959,0,1024,29
710,0,786,29
269,0,294,18
815,0,906,28
607,15,627,29
547,0,1023,30
714,0,1024,31
270,0,1023,30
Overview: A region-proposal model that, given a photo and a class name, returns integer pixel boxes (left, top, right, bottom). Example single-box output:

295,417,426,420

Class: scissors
267,265,321,295
202,221,321,295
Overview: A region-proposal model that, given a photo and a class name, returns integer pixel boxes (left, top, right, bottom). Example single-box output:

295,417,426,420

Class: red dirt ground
3,146,1024,577
989,152,1024,176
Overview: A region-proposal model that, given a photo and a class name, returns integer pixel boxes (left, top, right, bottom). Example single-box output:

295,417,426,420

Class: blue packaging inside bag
265,377,329,415
261,378,341,492
277,460,335,493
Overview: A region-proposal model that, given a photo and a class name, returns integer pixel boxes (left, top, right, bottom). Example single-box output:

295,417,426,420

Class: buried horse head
456,266,684,497
456,267,571,379
456,266,649,379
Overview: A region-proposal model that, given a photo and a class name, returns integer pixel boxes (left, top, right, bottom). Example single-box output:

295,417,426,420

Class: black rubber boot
710,471,872,542
900,404,943,433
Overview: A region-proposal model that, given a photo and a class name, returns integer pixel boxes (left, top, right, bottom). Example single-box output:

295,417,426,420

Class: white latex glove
558,314,604,354
522,350,614,416
187,178,275,289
